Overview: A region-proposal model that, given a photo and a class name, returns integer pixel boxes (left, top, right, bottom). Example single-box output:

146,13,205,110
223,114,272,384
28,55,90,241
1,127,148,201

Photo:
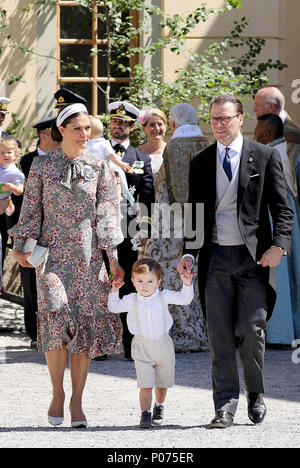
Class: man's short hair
210,94,244,115
263,89,285,112
257,113,284,139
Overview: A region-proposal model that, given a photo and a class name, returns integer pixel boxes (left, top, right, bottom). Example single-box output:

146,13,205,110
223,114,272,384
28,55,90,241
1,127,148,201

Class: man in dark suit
19,117,58,347
178,94,293,428
108,101,155,360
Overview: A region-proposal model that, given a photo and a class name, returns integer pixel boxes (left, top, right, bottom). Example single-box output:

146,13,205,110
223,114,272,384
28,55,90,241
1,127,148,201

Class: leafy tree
0,0,287,142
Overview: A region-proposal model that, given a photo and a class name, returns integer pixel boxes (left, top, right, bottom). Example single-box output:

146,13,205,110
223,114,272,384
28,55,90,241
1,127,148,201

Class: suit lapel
122,144,136,164
237,137,256,213
204,142,217,200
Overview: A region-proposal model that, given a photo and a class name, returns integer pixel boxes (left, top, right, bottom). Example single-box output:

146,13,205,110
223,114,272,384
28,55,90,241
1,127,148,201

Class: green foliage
0,0,288,145
5,113,36,153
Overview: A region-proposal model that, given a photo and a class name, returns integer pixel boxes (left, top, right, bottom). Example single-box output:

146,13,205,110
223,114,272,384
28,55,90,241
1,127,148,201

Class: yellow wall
0,1,38,137
162,0,300,140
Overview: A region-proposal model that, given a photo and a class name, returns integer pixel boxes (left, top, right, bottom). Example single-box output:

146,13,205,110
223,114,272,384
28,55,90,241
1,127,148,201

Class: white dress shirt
108,285,194,341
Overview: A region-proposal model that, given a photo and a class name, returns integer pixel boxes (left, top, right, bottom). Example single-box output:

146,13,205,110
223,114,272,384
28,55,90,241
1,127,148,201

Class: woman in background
138,108,167,182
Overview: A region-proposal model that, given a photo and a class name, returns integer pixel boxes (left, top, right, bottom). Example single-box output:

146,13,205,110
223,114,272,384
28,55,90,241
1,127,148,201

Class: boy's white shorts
131,334,175,388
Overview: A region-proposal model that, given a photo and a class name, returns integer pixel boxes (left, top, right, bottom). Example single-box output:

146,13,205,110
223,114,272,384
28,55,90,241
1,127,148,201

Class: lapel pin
248,156,254,163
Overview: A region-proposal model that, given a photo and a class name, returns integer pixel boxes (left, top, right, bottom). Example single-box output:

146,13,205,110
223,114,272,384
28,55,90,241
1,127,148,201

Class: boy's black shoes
140,411,152,429
152,404,164,425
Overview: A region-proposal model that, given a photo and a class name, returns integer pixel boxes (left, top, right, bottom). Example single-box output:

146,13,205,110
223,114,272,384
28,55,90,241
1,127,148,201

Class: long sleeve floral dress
9,148,124,358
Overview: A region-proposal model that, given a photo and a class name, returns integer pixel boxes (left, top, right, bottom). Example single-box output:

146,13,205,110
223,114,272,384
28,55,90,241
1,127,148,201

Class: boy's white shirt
108,284,194,341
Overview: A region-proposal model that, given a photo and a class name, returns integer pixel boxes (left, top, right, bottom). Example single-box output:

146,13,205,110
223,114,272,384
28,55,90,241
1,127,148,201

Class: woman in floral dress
10,104,124,428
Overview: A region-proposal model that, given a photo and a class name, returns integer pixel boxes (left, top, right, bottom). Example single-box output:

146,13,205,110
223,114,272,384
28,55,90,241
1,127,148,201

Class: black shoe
246,392,266,425
93,354,108,361
140,411,152,429
209,410,234,429
152,404,164,425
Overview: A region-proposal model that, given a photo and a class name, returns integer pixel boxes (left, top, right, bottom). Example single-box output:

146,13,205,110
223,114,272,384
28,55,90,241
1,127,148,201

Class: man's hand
177,256,194,276
133,230,148,248
257,246,283,268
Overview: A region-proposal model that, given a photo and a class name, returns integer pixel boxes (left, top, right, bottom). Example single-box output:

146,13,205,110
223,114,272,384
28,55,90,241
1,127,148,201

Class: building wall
162,0,300,140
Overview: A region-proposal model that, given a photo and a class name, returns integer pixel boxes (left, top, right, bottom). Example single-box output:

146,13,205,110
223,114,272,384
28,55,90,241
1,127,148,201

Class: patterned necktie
223,146,232,181
113,143,126,159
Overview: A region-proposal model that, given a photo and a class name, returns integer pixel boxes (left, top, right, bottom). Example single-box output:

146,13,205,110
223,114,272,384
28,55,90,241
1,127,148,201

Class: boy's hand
111,276,124,291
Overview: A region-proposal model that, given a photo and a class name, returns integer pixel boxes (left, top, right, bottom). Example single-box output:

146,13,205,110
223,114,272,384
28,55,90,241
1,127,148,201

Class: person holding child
87,116,135,206
0,137,24,292
108,256,194,428
0,137,24,217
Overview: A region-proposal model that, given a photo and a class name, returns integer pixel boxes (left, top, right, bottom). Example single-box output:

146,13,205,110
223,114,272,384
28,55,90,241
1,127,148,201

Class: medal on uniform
130,160,144,174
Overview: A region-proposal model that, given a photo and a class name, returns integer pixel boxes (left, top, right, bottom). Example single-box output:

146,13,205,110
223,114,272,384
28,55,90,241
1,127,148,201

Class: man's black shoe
246,392,266,424
140,411,152,429
209,410,234,429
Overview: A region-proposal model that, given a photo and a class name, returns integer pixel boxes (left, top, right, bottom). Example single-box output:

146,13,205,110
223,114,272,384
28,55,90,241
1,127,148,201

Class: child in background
0,138,24,217
0,137,25,294
108,256,194,428
87,116,135,206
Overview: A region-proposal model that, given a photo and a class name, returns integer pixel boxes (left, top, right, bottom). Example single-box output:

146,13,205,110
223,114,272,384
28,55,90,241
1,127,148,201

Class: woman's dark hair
51,103,89,142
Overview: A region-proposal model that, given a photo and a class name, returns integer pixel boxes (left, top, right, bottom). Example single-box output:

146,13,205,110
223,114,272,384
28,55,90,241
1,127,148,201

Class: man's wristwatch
273,245,285,254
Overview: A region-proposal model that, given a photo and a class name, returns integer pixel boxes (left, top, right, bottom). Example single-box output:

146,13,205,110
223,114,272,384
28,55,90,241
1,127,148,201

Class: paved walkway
0,297,299,449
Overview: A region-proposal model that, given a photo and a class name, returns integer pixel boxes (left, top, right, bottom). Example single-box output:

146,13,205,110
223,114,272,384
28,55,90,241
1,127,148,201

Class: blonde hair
89,116,104,139
139,108,167,127
0,137,20,162
132,256,162,280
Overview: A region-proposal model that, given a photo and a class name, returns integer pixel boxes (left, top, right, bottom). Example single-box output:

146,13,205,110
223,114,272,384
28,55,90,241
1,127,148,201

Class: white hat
0,97,11,114
108,101,140,122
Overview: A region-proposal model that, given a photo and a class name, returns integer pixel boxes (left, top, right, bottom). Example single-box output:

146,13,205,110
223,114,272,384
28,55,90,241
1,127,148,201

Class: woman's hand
12,249,34,268
109,258,125,284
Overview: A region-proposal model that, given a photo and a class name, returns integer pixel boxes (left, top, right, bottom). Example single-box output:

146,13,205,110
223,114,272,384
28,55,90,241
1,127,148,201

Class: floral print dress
9,148,123,358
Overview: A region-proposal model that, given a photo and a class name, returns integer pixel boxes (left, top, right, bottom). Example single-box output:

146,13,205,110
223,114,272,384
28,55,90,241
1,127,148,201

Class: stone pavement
0,297,300,450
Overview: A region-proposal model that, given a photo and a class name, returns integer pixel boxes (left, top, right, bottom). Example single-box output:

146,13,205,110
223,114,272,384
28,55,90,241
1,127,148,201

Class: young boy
108,256,194,428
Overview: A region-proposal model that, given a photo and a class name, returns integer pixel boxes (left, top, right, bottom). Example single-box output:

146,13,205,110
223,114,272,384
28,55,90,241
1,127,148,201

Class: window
57,1,137,115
